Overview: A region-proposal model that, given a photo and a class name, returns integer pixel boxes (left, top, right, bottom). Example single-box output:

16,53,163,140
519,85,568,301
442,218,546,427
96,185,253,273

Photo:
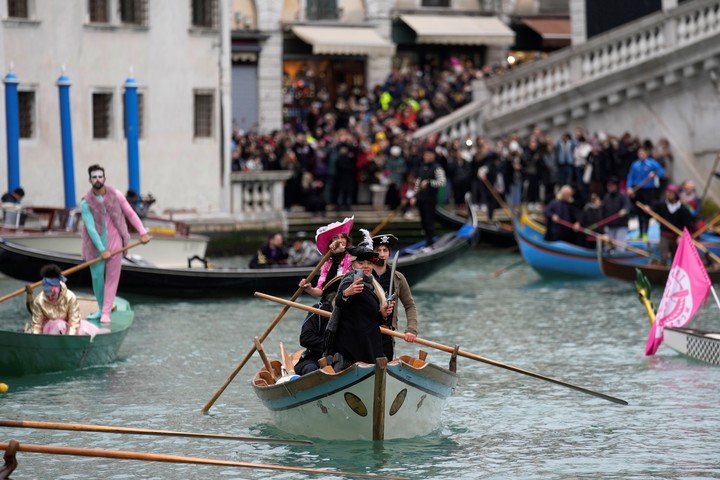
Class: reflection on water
1,250,720,479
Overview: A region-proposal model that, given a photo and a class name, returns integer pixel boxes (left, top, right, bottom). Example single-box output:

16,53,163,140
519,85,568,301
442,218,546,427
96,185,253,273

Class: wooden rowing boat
514,211,644,278
251,352,458,441
0,297,134,376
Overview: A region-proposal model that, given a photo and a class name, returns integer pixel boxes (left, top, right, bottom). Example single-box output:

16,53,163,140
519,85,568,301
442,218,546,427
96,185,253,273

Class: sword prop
387,251,399,302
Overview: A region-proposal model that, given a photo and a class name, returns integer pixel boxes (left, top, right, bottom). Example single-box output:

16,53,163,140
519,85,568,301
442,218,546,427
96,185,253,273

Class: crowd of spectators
230,57,676,219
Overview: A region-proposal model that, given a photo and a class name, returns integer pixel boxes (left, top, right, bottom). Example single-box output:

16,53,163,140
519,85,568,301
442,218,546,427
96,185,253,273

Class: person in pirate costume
299,217,354,298
371,233,417,360
294,275,342,375
322,230,393,372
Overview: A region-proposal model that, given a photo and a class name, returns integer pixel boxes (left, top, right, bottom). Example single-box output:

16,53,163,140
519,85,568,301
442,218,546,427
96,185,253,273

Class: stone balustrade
230,170,293,216
486,0,720,120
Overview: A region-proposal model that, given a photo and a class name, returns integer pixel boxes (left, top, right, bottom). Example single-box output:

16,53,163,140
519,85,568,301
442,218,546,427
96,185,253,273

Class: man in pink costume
81,165,151,324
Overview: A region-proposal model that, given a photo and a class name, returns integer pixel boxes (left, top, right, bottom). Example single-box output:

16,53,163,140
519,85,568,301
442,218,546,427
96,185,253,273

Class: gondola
251,349,458,440
0,296,133,376
0,215,477,298
435,204,515,248
1,205,209,268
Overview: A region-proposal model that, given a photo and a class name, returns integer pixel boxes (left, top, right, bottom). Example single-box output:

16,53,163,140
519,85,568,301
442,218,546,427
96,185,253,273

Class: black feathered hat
347,229,382,265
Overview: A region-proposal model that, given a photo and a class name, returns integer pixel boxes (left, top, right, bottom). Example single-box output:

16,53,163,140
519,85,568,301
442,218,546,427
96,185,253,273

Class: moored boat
0,217,477,298
1,205,208,268
0,296,134,376
435,204,515,248
251,353,458,441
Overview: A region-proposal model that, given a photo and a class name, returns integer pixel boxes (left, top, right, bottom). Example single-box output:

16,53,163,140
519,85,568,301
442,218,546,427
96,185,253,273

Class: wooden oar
490,258,525,278
0,240,145,303
584,211,623,231
279,342,295,376
627,173,655,195
479,175,513,219
370,206,401,236
691,212,720,239
201,244,336,413
635,202,720,264
253,292,629,406
553,218,653,258
0,441,406,479
0,419,311,445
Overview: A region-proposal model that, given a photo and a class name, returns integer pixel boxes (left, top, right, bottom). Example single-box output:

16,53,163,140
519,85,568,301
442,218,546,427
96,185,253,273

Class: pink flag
645,229,711,355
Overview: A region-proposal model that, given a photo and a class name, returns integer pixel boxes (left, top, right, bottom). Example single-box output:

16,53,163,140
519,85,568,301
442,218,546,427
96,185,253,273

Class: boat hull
0,221,476,297
252,357,458,440
0,297,134,376
664,327,720,365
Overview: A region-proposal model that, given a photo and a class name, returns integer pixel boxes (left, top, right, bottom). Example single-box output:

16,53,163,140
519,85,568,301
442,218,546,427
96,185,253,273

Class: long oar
479,175,513,219
370,206,401,236
201,246,335,413
0,419,311,445
490,258,525,278
0,441,406,479
692,212,720,239
253,292,629,406
553,218,653,258
584,211,623,231
0,240,144,303
636,201,720,264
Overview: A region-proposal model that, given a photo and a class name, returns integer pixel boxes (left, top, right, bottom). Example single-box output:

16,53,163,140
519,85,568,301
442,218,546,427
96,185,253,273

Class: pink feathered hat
315,217,354,254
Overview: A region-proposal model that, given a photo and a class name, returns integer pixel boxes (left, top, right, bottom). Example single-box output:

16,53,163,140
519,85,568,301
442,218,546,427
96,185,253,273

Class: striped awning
291,26,396,56
399,14,515,46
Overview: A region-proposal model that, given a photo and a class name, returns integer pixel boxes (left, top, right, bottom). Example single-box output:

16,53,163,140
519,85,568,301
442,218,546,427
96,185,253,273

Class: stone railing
486,0,720,118
413,0,720,141
412,79,491,142
230,170,293,215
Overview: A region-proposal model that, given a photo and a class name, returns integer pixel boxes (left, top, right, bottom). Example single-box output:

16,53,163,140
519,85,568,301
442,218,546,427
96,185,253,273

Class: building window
194,91,213,138
7,0,29,18
92,92,113,139
421,0,450,7
88,0,110,23
191,0,218,29
119,0,147,26
18,90,35,139
123,91,145,139
306,0,338,21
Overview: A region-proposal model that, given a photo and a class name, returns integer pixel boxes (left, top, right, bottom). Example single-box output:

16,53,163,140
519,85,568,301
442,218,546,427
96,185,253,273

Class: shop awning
521,18,571,41
291,26,396,56
399,14,515,46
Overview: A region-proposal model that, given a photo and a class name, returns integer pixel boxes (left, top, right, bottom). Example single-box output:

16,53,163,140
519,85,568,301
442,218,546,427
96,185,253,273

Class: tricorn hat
347,229,382,265
371,234,398,250
315,217,354,255
321,275,342,299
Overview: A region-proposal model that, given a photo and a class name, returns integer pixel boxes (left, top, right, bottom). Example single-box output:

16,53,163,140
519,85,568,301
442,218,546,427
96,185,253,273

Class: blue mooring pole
4,71,20,192
124,75,140,199
56,72,76,208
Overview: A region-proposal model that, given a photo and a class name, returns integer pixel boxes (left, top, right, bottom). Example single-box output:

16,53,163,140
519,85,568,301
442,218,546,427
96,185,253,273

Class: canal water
1,250,719,479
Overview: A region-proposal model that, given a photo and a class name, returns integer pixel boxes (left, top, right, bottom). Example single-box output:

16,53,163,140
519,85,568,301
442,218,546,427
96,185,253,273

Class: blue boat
513,211,645,278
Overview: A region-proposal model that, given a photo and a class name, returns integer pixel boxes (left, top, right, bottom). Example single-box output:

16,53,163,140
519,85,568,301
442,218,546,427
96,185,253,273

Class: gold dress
29,284,81,335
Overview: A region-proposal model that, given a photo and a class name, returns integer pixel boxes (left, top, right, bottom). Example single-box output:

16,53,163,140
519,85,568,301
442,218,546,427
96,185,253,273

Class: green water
1,250,719,479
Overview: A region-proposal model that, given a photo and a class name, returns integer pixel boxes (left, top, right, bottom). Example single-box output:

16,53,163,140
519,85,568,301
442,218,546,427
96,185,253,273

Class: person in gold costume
25,264,101,336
